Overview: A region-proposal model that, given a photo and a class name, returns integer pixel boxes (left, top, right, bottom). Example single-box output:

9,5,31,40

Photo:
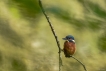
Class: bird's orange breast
63,41,76,57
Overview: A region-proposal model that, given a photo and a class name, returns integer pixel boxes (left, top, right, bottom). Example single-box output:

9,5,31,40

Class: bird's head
62,35,75,43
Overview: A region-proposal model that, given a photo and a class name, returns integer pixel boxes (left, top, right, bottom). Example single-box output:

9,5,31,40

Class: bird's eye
68,37,70,39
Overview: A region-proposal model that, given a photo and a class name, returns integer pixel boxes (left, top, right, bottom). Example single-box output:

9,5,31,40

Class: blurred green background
0,0,106,71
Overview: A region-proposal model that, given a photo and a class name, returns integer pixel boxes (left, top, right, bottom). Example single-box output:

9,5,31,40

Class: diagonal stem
71,56,88,71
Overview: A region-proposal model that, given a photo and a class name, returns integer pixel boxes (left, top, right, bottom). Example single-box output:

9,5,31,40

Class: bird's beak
62,38,67,40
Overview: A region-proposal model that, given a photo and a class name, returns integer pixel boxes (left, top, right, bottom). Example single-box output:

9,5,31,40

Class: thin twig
38,0,63,71
71,56,88,71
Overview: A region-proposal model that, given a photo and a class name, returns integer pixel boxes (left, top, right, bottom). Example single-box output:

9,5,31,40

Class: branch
38,0,63,71
71,56,88,71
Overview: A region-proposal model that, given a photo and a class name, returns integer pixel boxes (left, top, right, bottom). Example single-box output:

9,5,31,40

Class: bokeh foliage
0,0,106,71
9,0,41,18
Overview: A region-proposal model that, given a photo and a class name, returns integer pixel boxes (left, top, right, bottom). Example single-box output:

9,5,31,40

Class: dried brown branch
38,0,63,71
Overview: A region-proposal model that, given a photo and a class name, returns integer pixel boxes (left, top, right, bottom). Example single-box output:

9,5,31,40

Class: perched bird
62,35,76,57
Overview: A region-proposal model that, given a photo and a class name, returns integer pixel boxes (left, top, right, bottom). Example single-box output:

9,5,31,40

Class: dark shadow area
0,52,3,65
98,31,106,52
8,0,41,19
11,58,27,71
0,18,24,47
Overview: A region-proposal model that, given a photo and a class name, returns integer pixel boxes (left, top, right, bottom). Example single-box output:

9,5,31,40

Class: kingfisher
62,35,76,57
